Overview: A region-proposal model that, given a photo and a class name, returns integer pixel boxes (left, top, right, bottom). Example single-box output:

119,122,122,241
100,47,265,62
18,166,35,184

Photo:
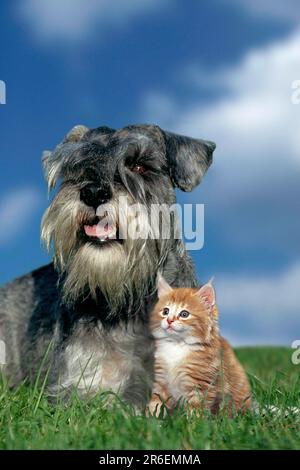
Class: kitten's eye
179,310,190,319
130,165,146,174
162,308,169,316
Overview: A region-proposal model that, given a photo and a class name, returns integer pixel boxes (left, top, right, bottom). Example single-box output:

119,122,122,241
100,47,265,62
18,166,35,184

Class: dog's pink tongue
84,224,115,238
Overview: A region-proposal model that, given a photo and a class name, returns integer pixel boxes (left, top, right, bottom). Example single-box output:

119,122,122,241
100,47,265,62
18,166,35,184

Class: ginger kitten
148,276,252,417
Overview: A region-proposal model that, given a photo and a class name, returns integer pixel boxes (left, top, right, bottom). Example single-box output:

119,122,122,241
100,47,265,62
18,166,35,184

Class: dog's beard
63,239,158,314
41,186,170,315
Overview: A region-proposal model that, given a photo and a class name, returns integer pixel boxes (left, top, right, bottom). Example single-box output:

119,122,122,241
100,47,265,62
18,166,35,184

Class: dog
0,124,215,407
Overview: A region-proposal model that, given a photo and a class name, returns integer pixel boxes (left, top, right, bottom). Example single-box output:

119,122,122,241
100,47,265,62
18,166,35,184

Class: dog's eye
162,308,169,316
179,310,190,319
130,165,147,174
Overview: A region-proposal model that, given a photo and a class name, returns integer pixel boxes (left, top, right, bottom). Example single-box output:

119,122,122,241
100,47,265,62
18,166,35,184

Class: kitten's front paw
146,398,162,417
146,398,167,418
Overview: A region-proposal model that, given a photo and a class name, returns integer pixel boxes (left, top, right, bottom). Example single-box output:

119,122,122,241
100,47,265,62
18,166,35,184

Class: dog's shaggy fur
0,124,215,407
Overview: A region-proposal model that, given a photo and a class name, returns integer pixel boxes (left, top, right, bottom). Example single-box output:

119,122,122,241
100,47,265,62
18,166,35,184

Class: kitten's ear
157,273,173,299
195,279,216,308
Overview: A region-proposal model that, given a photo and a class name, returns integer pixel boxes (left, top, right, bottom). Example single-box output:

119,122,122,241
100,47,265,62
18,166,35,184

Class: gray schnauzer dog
0,124,215,407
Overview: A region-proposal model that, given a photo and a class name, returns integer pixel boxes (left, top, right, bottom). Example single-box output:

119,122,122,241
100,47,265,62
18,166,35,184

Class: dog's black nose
80,184,112,209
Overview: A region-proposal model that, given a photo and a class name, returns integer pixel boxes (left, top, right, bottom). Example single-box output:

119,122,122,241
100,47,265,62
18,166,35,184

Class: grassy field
0,347,299,450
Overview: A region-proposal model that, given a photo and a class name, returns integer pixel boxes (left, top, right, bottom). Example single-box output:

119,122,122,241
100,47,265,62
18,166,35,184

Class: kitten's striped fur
148,277,252,416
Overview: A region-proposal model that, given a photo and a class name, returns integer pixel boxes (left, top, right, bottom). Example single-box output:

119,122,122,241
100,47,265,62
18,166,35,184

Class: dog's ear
43,125,90,190
161,130,216,191
63,125,89,143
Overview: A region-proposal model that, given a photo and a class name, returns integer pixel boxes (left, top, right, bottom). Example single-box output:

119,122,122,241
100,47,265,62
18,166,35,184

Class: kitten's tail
253,401,300,418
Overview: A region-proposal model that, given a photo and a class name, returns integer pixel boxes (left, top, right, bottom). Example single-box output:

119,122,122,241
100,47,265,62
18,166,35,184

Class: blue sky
1,0,300,345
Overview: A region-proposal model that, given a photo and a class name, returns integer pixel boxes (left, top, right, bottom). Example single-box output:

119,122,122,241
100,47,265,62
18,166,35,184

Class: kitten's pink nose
167,317,174,325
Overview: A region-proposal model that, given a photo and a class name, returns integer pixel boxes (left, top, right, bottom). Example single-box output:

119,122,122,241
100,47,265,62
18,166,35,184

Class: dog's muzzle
80,183,112,210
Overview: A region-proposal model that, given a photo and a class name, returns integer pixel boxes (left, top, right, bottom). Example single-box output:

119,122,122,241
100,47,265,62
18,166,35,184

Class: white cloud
16,0,169,44
0,188,41,245
216,263,300,346
142,29,300,254
217,263,300,319
225,0,300,23
141,29,300,346
146,29,300,173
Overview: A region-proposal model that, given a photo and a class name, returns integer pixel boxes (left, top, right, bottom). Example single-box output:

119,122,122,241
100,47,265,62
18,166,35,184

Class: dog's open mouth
82,215,121,245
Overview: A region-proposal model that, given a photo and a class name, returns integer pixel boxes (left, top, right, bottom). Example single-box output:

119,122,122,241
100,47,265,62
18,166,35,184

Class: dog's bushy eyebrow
42,123,216,194
43,142,86,190
119,143,167,177
43,138,114,190
114,124,216,191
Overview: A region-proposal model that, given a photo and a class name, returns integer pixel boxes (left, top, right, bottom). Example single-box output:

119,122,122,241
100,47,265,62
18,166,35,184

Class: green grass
0,347,299,450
